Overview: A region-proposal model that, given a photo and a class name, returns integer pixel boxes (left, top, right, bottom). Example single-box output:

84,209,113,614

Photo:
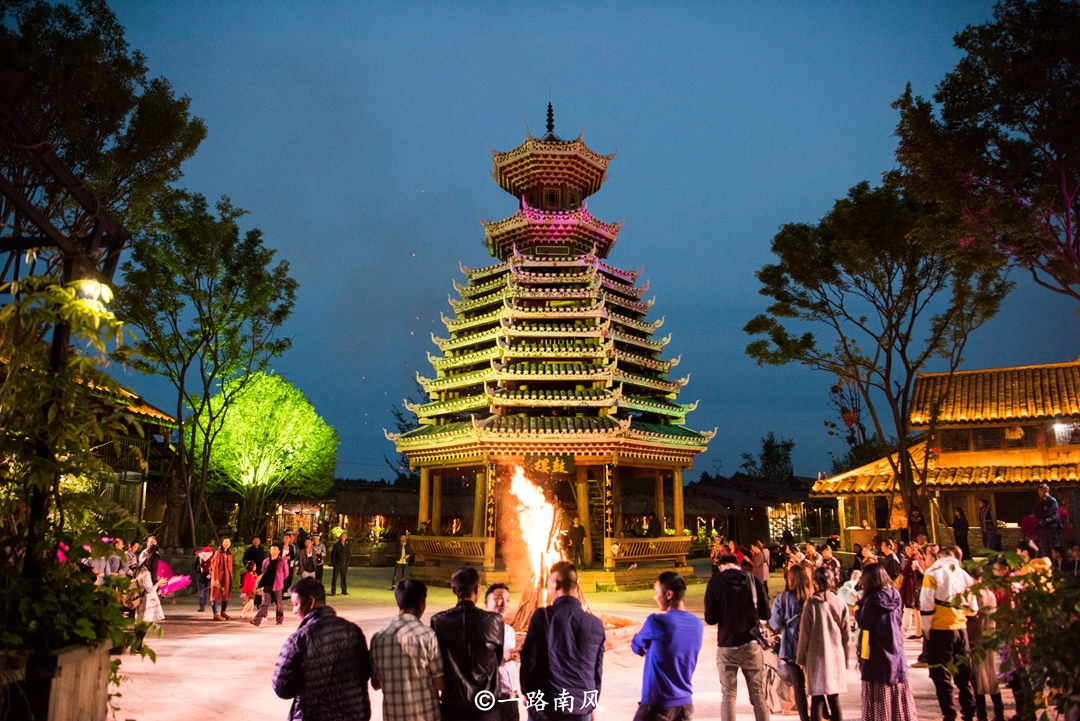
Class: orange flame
509,465,562,602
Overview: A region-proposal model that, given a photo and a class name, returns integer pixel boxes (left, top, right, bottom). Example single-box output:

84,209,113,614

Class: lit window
941,429,970,452
1004,425,1038,449
972,428,1003,451
1054,422,1080,446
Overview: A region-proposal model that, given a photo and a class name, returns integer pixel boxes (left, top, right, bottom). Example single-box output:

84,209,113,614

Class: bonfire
508,465,589,630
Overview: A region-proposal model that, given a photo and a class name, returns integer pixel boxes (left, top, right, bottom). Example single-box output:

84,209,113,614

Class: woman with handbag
796,566,850,721
897,543,924,639
854,563,917,721
770,564,812,721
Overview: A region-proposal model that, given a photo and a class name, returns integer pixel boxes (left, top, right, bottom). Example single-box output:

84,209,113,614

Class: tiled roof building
813,360,1080,549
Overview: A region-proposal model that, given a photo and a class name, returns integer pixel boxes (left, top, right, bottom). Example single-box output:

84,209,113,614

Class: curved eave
612,329,670,352
484,208,622,258
613,370,685,394
411,394,490,418
504,322,609,339
491,138,614,198
601,290,652,315
433,327,503,352
498,339,613,359
617,395,695,418
614,349,679,373
490,390,616,408
392,418,711,453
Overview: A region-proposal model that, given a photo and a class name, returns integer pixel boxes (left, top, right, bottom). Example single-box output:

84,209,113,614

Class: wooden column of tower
472,467,486,537
673,466,685,535
654,469,666,532
431,470,442,535
389,105,713,585
419,467,430,525
576,465,591,564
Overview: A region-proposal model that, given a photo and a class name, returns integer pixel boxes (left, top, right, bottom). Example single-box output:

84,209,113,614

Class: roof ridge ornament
547,103,554,133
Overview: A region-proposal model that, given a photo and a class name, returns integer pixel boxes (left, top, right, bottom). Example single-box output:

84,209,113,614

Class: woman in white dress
135,545,165,623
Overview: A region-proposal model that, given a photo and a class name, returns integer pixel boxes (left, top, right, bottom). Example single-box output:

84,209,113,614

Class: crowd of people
97,485,1078,720
270,562,612,721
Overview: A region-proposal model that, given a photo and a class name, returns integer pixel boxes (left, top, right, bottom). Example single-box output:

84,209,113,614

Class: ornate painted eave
484,203,623,259
611,329,670,352
497,337,613,359
614,349,680,373
491,138,614,199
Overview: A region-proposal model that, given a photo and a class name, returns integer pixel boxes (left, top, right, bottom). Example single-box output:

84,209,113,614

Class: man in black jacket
243,537,267,606
520,561,605,720
430,566,504,721
272,577,372,720
281,531,298,589
330,532,351,596
704,553,771,721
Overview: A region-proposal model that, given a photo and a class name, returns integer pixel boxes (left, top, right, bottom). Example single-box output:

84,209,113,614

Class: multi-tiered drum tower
387,107,712,589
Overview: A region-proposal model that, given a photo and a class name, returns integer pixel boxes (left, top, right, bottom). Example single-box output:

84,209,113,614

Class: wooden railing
609,536,694,565
411,536,496,569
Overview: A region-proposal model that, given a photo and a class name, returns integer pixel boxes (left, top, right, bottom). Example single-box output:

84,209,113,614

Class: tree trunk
157,472,185,547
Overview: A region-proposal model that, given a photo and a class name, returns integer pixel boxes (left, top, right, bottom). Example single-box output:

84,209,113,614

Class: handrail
411,536,494,565
611,536,693,562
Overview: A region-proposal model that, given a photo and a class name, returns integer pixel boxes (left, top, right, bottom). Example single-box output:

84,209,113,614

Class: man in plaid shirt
370,579,446,721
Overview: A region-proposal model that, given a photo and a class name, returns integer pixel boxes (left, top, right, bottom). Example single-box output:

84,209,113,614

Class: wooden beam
0,96,128,247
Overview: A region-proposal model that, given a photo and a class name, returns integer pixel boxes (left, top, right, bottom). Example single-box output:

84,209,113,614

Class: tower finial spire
546,102,554,133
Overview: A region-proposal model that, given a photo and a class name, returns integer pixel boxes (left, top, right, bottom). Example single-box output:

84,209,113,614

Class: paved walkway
116,563,1009,720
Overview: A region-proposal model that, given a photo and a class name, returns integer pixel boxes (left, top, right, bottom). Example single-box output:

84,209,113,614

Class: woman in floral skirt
854,563,917,721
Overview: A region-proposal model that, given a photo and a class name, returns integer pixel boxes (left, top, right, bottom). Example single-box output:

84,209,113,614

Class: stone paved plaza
117,560,1006,720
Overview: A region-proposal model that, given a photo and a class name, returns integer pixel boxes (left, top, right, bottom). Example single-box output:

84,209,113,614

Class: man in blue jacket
631,572,703,721
271,577,372,720
521,561,605,720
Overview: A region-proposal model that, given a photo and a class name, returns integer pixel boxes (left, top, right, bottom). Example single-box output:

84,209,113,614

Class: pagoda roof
611,329,670,352
910,359,1080,427
484,204,623,260
491,134,615,200
432,327,503,352
497,338,613,359
458,255,641,285
601,290,653,315
618,393,696,418
503,321,609,339
391,416,712,448
489,386,615,408
614,349,680,373
429,346,501,371
612,367,688,393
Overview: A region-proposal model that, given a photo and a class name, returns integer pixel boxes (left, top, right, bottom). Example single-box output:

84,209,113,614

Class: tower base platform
409,563,699,592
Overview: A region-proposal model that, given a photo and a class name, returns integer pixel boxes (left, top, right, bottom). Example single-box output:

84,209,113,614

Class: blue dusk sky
107,1,1078,481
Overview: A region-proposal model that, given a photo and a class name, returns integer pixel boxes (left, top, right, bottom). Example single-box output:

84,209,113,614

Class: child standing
240,560,257,619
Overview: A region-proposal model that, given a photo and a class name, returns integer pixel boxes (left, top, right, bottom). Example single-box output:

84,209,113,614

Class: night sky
106,1,1078,481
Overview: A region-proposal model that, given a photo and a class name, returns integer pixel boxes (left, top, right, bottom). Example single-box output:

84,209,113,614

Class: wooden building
814,360,1080,551
386,107,712,586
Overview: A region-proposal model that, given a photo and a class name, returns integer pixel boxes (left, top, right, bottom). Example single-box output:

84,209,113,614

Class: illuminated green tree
198,372,337,539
